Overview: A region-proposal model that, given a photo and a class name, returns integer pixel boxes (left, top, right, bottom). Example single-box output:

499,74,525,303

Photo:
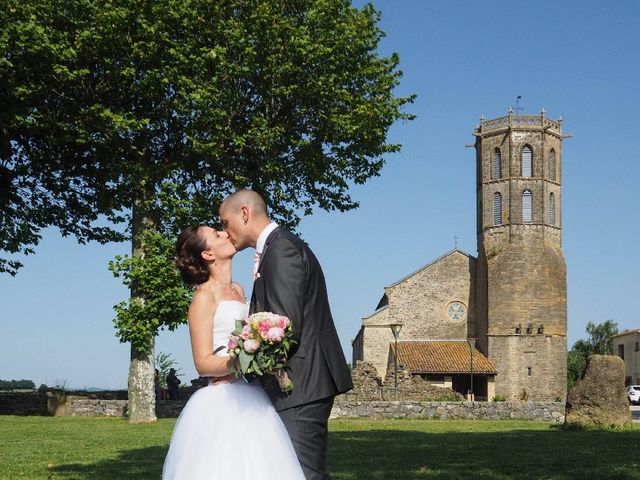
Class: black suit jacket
250,227,353,410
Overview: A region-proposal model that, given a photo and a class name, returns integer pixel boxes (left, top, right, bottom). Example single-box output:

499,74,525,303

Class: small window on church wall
635,341,639,352
522,145,532,177
527,367,532,377
493,148,502,179
493,192,502,225
548,193,556,225
549,149,556,181
522,190,532,223
618,344,625,360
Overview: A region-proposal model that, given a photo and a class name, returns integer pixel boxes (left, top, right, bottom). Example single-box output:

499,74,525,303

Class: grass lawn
0,416,638,479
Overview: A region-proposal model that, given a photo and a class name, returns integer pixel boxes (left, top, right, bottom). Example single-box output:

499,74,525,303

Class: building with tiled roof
352,112,569,402
397,341,497,375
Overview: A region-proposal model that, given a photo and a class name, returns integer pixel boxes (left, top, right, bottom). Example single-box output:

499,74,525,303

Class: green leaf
238,350,253,373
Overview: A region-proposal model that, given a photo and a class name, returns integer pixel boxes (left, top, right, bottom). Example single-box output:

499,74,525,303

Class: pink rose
243,339,260,354
258,320,271,340
277,316,288,329
266,326,285,343
240,325,252,340
227,336,239,350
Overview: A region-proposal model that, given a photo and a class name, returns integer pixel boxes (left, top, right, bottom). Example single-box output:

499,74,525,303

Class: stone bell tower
473,110,568,401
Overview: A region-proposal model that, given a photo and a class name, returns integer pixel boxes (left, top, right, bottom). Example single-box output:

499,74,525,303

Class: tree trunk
128,338,156,422
127,188,158,423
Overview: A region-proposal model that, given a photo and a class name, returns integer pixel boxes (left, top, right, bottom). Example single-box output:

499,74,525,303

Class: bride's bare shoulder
189,287,219,321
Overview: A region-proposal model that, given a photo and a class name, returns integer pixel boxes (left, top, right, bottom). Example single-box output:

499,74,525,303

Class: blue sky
2,1,639,389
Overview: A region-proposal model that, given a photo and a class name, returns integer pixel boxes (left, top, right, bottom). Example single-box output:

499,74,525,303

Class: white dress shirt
256,222,279,255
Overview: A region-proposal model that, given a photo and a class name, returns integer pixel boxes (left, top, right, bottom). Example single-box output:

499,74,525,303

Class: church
352,111,568,402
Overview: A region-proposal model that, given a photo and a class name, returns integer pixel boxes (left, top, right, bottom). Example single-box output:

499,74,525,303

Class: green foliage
492,394,507,402
0,0,129,276
1,0,415,275
0,379,36,390
567,320,619,389
155,352,182,389
567,348,586,390
109,230,191,352
4,0,414,418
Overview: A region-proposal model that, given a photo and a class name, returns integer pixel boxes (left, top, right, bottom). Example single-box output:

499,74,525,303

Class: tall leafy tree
567,320,618,389
1,0,128,275
2,0,414,421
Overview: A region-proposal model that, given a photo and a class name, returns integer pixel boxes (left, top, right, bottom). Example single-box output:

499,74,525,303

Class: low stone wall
63,399,565,421
156,400,187,418
1,391,564,422
0,392,50,416
59,396,128,417
331,400,566,422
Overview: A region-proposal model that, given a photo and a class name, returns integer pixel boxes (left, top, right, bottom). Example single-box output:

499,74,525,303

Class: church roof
395,341,497,375
387,249,476,288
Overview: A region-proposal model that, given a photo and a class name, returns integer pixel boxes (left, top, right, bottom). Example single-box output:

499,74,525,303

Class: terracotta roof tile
395,341,497,375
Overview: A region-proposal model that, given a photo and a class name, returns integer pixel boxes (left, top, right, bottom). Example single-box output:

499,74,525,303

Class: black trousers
278,396,335,480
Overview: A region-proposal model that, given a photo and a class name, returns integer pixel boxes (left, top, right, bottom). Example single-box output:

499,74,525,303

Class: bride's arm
188,291,234,377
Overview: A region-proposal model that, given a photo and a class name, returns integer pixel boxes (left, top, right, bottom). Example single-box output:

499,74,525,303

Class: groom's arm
260,237,306,348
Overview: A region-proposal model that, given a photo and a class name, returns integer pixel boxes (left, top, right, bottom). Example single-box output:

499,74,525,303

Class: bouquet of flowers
227,311,296,392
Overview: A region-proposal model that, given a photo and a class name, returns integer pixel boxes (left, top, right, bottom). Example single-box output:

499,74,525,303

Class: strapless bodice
213,300,249,356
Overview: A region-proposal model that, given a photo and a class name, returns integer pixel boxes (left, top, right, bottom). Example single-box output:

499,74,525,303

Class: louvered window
522,145,532,177
493,192,502,225
522,190,532,223
548,193,556,225
493,148,502,179
549,149,556,181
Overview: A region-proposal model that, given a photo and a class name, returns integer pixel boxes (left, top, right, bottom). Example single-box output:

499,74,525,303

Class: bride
162,226,304,479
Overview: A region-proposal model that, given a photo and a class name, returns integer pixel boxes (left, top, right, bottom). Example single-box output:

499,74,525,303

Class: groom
220,189,353,480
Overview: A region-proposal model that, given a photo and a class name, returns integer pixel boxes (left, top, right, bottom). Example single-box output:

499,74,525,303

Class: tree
567,320,618,389
2,0,414,421
0,379,36,390
1,0,129,275
155,351,183,389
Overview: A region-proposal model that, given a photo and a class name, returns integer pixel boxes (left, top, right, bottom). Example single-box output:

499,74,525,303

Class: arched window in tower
493,148,502,179
549,149,556,181
521,145,532,178
493,192,502,225
548,193,556,225
522,190,532,223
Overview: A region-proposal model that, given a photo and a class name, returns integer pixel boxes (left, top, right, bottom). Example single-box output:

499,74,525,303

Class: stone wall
386,251,476,343
475,119,567,403
331,400,565,422
1,391,565,422
488,334,567,402
0,392,50,416
58,396,128,417
0,391,182,417
477,126,563,234
483,240,567,401
358,250,477,378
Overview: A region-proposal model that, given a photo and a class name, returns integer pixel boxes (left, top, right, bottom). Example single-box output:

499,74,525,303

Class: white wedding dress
162,300,304,479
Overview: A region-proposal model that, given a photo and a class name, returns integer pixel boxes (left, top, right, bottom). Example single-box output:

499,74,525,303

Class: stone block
565,355,631,429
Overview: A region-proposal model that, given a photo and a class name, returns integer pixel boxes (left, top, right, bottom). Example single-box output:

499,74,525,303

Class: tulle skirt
162,380,304,479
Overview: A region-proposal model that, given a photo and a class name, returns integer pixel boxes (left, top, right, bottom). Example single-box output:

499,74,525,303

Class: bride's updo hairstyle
175,226,210,287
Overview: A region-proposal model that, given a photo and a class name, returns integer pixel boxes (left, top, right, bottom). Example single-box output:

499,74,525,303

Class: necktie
252,251,261,281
